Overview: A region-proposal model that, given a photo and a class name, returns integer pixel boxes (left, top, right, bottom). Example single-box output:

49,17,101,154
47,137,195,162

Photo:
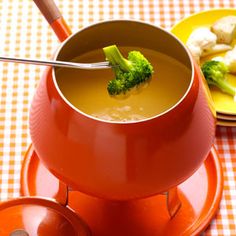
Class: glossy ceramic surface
171,8,236,115
30,20,216,200
0,197,90,236
20,144,67,205
21,146,223,236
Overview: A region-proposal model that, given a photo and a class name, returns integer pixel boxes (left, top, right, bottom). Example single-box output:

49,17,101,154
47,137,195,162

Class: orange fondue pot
30,1,216,200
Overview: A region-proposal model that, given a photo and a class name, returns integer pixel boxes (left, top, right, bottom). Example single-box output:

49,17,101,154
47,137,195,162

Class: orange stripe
50,17,72,42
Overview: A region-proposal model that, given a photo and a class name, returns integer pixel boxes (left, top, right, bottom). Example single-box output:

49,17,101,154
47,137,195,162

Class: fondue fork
0,56,112,70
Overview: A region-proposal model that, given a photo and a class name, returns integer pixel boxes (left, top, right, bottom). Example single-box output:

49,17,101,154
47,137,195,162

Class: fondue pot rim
52,19,195,124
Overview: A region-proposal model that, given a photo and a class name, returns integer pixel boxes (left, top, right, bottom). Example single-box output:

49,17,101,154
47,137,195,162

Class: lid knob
10,229,29,236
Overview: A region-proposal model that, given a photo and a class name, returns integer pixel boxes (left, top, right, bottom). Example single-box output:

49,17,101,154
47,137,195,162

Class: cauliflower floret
224,46,236,73
211,56,225,62
187,27,232,63
187,27,217,62
211,16,236,44
187,27,217,50
201,44,232,57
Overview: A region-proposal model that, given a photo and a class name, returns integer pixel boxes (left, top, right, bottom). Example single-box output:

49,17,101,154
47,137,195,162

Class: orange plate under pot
21,145,223,236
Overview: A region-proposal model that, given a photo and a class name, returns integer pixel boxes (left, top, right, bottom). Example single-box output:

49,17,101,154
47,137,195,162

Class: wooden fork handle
33,0,61,24
32,0,72,42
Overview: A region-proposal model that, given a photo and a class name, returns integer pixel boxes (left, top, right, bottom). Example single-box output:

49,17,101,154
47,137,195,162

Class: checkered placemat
0,0,235,235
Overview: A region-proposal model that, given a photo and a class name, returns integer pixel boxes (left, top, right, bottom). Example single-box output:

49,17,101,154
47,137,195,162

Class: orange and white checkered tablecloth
0,0,235,235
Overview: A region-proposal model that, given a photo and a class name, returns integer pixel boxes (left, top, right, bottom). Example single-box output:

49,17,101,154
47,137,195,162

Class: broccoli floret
103,45,154,97
201,60,236,96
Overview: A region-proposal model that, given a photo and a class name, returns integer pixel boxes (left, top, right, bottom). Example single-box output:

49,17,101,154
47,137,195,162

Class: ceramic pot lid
0,197,90,236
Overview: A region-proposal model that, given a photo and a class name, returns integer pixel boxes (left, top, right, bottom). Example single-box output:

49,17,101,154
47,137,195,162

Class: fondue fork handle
32,0,72,41
0,56,111,70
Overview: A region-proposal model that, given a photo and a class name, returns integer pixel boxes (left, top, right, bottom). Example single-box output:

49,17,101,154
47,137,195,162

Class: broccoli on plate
201,60,236,97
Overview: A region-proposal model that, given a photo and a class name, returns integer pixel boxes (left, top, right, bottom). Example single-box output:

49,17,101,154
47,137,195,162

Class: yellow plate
217,113,236,121
171,8,236,115
217,119,236,127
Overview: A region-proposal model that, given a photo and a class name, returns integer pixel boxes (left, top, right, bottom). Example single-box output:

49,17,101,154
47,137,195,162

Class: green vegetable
201,60,236,96
103,45,154,97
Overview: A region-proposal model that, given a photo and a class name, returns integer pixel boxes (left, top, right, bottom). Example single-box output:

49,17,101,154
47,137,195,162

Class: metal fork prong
89,62,111,67
91,61,110,66
91,62,119,68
